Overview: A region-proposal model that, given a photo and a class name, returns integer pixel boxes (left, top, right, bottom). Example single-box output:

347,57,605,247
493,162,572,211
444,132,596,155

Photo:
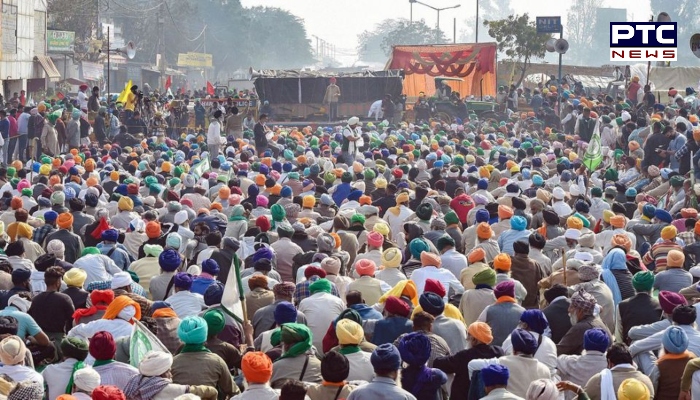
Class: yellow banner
177,52,213,68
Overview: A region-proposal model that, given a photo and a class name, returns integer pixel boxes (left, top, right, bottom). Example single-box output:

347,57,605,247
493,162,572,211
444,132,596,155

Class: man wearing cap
584,343,654,400
647,326,693,398
461,268,497,326
468,328,551,398
346,343,416,400
557,328,610,392
434,322,505,399
558,289,612,355
0,335,43,387
271,323,323,384
616,271,662,344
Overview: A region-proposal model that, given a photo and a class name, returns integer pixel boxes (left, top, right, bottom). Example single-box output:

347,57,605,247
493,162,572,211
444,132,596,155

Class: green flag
129,320,169,368
191,154,210,180
583,119,602,171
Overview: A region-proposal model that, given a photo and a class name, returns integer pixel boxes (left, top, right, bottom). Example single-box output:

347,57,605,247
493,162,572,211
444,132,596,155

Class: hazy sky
240,0,653,65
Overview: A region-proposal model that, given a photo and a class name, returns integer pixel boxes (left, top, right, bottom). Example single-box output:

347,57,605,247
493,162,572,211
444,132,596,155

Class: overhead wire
164,1,207,42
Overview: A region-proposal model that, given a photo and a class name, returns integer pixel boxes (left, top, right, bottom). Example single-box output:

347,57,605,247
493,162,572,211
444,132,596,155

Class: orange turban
102,295,141,323
86,177,98,187
494,253,511,271
57,213,74,229
567,216,583,230
152,308,178,319
10,197,22,210
476,222,493,240
359,195,372,206
468,322,493,344
145,221,161,239
420,252,442,267
248,275,269,290
609,215,626,229
468,248,486,264
329,232,342,248
695,220,700,236
498,205,514,220
611,234,632,253
6,222,31,242
667,249,685,268
242,351,273,384
255,175,266,186
681,208,698,219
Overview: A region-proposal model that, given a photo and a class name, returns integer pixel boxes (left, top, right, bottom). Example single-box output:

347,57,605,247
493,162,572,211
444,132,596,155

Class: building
1,0,60,102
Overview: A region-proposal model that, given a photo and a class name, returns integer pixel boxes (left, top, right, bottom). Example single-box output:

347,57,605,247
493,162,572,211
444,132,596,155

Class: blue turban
173,272,193,290
419,292,445,316
283,163,293,172
575,200,590,214
259,164,269,175
561,170,572,182
69,166,79,176
510,216,527,231
583,328,610,352
101,229,119,242
522,169,531,179
370,343,402,371
511,328,538,355
481,364,509,387
533,158,542,167
477,179,488,190
159,249,181,272
625,187,637,198
202,259,220,276
409,238,430,259
43,211,58,222
663,326,689,354
204,281,224,306
347,190,363,202
253,247,274,263
434,161,444,169
272,162,282,172
64,186,76,200
115,184,128,196
532,175,544,187
655,209,672,223
274,301,297,325
151,301,172,312
642,204,656,219
280,186,293,198
476,209,490,223
248,185,259,197
178,316,208,345
397,331,431,366
84,193,98,207
520,310,549,335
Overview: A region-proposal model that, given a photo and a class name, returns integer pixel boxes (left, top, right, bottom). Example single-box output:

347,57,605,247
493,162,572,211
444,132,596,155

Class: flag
117,80,132,104
191,154,210,180
221,253,245,323
207,81,215,96
165,75,172,90
583,118,603,171
56,92,65,100
129,320,169,368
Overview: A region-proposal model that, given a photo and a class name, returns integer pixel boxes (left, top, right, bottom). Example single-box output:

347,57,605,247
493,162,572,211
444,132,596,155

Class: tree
242,7,314,69
357,19,447,63
484,14,549,87
566,0,603,65
650,0,700,65
47,0,98,43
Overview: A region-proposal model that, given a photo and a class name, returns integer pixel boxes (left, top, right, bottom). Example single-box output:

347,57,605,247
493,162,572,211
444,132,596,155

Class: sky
240,0,653,66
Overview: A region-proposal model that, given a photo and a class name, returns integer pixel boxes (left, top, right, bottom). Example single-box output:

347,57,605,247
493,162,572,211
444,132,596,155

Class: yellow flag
117,80,132,104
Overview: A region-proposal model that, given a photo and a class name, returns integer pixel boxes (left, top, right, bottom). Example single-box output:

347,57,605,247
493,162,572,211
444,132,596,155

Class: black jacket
433,344,505,400
543,298,572,344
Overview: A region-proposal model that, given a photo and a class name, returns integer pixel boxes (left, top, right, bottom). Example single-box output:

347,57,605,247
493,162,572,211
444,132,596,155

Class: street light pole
475,0,479,42
412,1,460,44
437,9,440,43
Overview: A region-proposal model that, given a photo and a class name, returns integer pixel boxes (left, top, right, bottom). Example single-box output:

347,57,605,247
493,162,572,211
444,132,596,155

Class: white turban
174,210,189,225
139,350,173,377
111,272,133,290
117,305,137,322
7,295,30,313
74,366,101,393
564,229,581,241
47,239,65,259
526,379,559,400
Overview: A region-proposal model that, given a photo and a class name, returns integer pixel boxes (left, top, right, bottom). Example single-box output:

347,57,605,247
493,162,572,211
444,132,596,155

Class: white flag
221,258,245,323
130,320,169,367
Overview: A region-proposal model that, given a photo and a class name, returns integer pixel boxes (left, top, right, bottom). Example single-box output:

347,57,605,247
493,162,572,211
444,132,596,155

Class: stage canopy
386,43,497,98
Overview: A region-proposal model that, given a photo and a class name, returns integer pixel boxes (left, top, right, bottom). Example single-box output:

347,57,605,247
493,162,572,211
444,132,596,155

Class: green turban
351,214,366,225
81,247,100,257
472,268,497,286
202,309,226,337
444,211,460,226
632,271,654,292
276,323,312,360
270,204,286,222
309,278,332,294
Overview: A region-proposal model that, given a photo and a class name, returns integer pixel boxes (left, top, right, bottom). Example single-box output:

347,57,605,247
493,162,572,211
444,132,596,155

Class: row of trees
47,0,314,78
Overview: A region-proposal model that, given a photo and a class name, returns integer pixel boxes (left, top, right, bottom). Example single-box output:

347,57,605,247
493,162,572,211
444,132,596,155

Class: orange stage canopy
386,43,498,98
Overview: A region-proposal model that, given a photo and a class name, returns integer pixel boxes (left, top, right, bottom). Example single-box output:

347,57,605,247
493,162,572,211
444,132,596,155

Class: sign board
47,30,74,53
81,61,104,81
536,16,562,34
609,22,677,61
692,34,700,58
177,52,213,68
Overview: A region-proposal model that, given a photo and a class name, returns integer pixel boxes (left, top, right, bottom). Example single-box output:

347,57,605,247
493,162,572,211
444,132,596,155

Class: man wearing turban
557,289,612,355
346,343,416,399
617,271,662,344
88,331,139,391
43,212,84,263
298,278,345,353
467,328,551,398
583,344,655,400
335,319,374,382
68,295,141,341
124,350,219,399
270,323,322,384
434,322,505,399
171,316,237,397
460,268,497,326
501,309,557,370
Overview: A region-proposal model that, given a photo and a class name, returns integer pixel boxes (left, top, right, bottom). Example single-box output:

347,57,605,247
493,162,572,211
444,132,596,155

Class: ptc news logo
610,22,677,61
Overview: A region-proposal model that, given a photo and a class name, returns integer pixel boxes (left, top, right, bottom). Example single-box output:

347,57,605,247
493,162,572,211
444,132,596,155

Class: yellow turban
602,209,615,223
6,222,32,242
63,268,87,287
380,280,418,306
396,192,409,205
336,319,364,345
617,378,650,400
118,196,134,212
661,225,678,241
373,222,390,237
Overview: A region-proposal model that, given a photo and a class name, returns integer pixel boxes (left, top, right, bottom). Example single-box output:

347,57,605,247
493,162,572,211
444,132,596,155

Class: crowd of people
0,73,695,400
